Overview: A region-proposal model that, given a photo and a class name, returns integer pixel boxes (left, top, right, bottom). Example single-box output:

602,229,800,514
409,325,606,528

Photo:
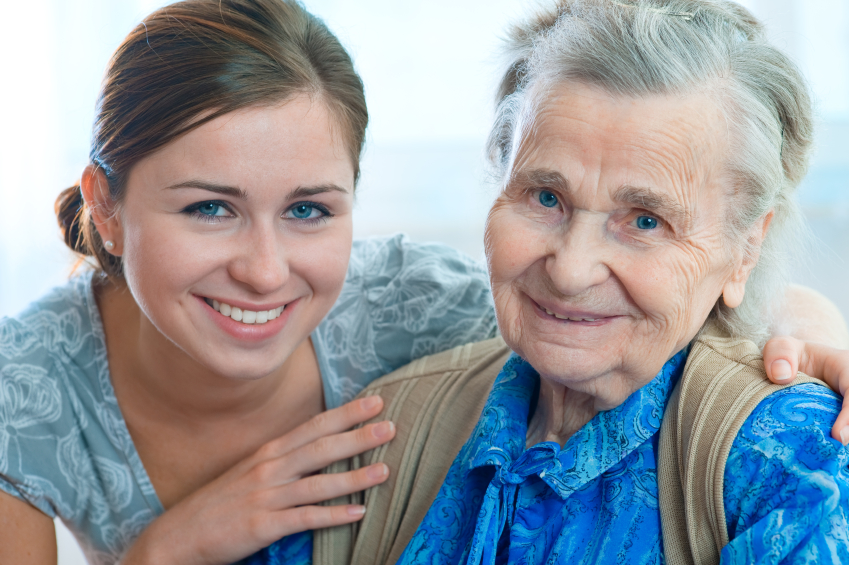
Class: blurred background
0,0,846,562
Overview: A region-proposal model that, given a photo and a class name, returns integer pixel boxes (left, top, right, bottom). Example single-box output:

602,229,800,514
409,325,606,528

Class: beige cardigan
315,329,823,565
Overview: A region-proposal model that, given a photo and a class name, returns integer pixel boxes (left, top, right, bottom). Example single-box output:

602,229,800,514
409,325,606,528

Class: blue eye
197,202,228,216
635,216,659,230
183,200,232,222
291,204,318,219
538,190,559,208
286,202,331,222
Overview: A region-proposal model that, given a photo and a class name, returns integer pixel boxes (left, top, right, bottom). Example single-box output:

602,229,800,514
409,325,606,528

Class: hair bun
55,184,88,254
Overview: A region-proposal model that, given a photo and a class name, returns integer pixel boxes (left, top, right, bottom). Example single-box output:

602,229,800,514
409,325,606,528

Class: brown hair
56,0,368,278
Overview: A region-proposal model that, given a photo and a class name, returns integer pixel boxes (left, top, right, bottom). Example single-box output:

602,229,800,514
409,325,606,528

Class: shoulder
726,384,847,499
733,383,843,451
722,384,849,563
342,234,492,318
313,235,497,408
0,275,100,403
0,275,106,518
347,233,488,284
0,280,84,399
316,337,511,565
360,336,510,395
2,274,96,362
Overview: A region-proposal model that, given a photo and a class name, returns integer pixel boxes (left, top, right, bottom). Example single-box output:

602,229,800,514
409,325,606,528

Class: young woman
0,1,846,564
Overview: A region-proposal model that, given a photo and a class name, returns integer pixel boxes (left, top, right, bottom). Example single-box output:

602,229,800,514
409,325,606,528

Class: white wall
0,1,846,563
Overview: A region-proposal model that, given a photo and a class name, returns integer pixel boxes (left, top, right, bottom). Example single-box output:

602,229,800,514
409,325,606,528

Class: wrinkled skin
485,83,770,443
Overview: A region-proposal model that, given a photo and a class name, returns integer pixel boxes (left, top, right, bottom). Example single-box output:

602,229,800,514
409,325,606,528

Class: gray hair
488,0,814,345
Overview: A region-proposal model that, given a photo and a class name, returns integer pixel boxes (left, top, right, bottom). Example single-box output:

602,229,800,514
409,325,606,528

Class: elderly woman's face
486,83,760,405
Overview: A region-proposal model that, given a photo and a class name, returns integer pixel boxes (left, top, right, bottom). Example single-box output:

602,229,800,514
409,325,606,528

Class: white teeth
544,307,599,322
209,299,284,325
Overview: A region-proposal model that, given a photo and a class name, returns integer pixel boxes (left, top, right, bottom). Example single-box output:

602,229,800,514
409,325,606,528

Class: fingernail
374,421,395,439
840,426,849,446
367,463,388,480
771,360,792,382
360,396,381,410
348,505,366,516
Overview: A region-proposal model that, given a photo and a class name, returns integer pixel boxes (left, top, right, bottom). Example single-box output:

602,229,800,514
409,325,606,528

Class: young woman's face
112,97,355,380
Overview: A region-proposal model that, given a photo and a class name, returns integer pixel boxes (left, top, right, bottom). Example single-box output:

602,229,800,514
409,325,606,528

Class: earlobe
721,209,774,310
79,165,124,256
722,279,746,308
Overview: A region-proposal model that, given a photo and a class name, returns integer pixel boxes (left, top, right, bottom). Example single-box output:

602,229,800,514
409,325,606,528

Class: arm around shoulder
772,284,849,348
0,489,57,564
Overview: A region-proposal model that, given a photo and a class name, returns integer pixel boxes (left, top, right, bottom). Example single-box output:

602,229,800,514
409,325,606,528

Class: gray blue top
0,235,497,565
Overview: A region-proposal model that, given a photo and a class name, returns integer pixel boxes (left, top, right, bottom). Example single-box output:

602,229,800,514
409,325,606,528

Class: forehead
132,96,353,190
514,83,729,205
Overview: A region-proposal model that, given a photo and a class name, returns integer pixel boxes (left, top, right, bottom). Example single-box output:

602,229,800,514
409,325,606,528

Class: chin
211,360,282,381
191,345,293,381
516,340,593,380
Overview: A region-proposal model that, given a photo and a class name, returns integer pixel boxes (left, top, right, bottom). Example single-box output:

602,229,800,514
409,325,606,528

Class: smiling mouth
540,306,603,322
204,298,286,325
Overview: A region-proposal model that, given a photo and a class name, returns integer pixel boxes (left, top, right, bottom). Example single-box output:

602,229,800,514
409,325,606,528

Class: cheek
119,211,217,307
288,221,353,301
616,237,728,332
485,205,543,286
485,205,547,344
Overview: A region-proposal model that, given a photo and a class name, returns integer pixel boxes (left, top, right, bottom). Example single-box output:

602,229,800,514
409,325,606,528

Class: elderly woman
313,1,849,564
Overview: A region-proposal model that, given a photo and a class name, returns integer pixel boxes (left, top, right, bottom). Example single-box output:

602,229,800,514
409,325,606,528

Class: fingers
246,419,395,489
268,463,389,509
834,394,849,446
763,338,849,445
257,504,367,542
762,336,804,384
258,395,386,458
284,420,396,477
819,347,849,444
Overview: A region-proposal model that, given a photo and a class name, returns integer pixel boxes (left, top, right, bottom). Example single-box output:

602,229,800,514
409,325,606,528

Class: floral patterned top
0,234,497,565
396,352,849,565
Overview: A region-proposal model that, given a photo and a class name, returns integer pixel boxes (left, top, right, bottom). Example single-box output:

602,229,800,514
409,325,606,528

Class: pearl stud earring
104,240,115,251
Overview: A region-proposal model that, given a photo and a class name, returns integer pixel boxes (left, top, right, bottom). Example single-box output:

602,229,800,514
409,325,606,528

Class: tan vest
315,331,824,565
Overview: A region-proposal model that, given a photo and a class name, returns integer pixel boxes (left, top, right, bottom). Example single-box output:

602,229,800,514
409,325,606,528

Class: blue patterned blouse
394,352,849,565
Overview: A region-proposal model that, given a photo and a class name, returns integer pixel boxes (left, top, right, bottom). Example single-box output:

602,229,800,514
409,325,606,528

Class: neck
526,379,597,447
96,280,323,432
526,370,649,447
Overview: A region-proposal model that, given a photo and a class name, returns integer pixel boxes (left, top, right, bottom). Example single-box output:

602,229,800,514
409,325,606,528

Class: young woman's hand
121,395,394,565
763,284,849,444
763,337,849,445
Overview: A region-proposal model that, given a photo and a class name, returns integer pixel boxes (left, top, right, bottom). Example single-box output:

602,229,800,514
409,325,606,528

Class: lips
540,306,602,321
530,296,619,323
204,298,285,325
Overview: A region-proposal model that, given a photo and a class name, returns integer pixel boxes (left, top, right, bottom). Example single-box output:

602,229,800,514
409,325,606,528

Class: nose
545,212,611,297
227,223,289,295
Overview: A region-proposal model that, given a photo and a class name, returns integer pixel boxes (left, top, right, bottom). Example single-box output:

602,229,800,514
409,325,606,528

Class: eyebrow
167,181,349,201
286,185,349,201
508,168,570,193
510,169,691,227
167,180,248,199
